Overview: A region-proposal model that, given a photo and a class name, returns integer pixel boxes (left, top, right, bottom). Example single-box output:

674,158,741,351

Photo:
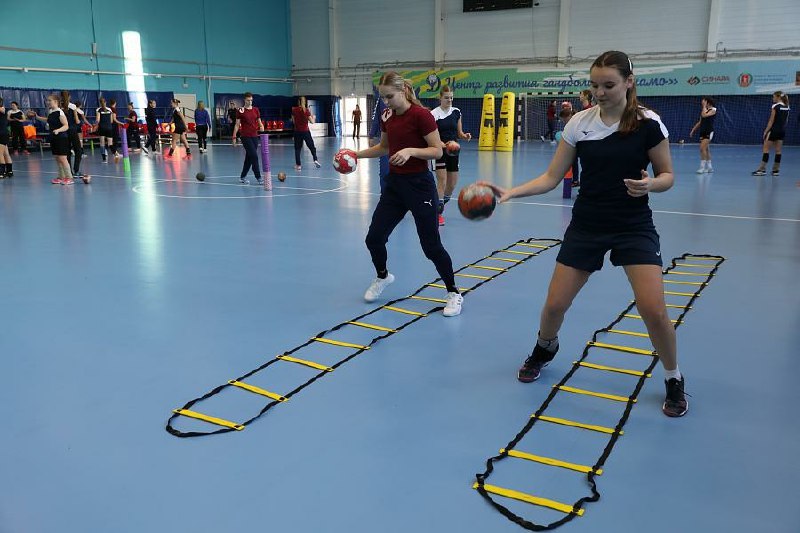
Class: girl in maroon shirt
353,71,462,317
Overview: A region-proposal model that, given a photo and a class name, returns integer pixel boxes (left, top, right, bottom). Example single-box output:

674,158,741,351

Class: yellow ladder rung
501,250,535,256
485,257,522,263
473,483,584,516
534,415,621,435
312,337,370,350
664,279,706,286
347,321,397,333
228,380,287,402
276,355,333,372
172,408,244,431
410,295,448,304
576,361,652,378
607,329,650,338
556,385,634,403
624,314,679,324
588,341,655,356
632,301,691,310
382,305,427,317
426,283,470,292
470,265,507,272
667,271,713,277
684,255,722,260
515,242,549,249
675,262,715,268
501,449,602,475
664,290,697,297
455,273,491,280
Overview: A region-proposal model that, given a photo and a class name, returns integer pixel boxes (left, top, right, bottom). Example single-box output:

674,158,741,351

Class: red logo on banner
738,73,752,88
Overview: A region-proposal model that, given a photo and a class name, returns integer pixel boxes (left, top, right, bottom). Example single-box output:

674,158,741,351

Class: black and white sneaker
239,177,249,185
662,377,689,417
771,169,780,177
751,169,766,176
518,343,558,383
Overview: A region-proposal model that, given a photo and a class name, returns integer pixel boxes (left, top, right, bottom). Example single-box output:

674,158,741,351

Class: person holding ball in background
431,85,471,226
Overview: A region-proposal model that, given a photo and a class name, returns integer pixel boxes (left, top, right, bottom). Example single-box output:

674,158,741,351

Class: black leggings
353,122,361,137
10,124,25,151
196,125,208,149
365,172,457,293
293,131,318,165
145,123,158,150
66,131,83,174
241,136,261,179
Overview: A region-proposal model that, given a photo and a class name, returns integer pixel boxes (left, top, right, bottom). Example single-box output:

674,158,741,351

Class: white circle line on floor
131,177,348,199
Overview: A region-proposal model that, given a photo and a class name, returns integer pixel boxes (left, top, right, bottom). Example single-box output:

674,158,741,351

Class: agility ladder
167,237,561,437
474,253,725,530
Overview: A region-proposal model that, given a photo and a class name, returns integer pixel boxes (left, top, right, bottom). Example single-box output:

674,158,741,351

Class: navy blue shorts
435,153,459,172
766,129,785,142
556,224,662,273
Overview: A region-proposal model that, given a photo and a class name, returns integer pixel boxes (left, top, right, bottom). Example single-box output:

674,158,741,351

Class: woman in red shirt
291,97,321,170
353,71,462,317
232,92,264,185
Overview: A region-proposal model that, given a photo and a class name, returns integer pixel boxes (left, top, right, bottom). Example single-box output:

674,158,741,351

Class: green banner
375,59,800,98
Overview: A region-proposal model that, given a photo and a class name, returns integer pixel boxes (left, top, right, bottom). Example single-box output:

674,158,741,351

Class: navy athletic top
431,106,461,142
47,109,67,138
698,107,716,135
172,108,185,128
562,106,669,232
0,108,7,132
97,107,112,129
8,109,23,125
771,102,790,133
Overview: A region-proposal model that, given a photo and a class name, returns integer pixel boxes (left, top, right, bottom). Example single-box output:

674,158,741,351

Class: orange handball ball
458,184,496,221
445,141,461,156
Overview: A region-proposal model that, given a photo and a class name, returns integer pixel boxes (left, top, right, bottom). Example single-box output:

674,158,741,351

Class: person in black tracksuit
144,99,158,154
353,71,463,317
60,91,84,178
7,102,27,154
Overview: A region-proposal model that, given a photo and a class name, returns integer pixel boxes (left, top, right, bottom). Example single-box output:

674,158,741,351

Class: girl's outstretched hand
478,181,513,203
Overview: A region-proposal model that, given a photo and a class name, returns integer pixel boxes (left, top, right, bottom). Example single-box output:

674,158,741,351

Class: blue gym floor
1,138,798,533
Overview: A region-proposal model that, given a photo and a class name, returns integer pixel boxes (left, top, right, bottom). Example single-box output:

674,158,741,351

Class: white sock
701,160,708,169
537,333,559,353
664,367,682,381
706,160,712,169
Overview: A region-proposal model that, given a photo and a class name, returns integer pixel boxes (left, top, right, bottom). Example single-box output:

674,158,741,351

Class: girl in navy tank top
33,94,75,184
167,99,191,158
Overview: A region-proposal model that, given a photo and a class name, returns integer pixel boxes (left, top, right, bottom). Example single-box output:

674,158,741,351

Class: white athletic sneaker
695,167,705,174
443,292,464,317
364,273,395,302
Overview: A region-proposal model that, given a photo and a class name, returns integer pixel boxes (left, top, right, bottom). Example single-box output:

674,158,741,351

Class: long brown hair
591,50,645,135
379,71,423,107
59,90,70,112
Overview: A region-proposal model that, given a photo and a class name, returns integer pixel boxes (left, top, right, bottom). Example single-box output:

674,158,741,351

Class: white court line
506,200,800,223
